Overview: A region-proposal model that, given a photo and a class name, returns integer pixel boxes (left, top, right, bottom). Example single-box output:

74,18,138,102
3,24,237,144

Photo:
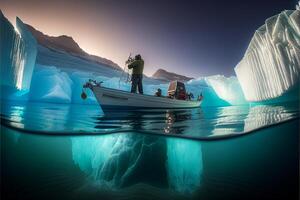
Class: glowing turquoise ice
0,11,37,94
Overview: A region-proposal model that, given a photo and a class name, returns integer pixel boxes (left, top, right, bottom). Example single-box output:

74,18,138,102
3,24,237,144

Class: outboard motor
167,81,187,100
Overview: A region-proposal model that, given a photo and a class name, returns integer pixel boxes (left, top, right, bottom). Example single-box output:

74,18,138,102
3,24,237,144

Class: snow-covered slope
36,45,123,78
0,11,37,92
26,24,122,71
235,9,300,102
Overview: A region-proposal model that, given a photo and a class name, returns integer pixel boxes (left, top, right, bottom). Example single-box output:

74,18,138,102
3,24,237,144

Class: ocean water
1,101,299,200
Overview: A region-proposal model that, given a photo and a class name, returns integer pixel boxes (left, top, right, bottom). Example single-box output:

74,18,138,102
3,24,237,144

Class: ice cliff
0,11,37,94
72,134,202,194
235,9,300,102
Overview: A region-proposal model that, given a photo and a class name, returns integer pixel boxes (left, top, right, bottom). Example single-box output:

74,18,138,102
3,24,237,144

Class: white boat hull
90,86,202,111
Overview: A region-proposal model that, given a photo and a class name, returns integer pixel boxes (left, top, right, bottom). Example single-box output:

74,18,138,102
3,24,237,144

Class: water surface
1,101,299,200
1,101,299,139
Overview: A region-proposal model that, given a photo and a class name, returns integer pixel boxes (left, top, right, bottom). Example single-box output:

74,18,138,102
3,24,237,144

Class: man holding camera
127,54,144,94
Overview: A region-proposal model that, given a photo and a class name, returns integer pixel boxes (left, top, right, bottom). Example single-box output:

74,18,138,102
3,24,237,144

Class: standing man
127,54,144,94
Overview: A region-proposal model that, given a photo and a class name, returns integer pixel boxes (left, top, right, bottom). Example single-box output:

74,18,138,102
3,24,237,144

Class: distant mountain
152,69,193,82
25,24,122,71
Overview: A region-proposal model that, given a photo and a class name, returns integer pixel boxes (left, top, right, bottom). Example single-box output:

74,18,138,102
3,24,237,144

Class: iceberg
0,11,37,97
0,12,247,107
29,65,73,103
235,9,300,102
186,76,247,106
27,63,246,107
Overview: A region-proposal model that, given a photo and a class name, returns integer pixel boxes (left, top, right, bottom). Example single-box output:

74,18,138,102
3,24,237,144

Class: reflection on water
0,101,299,139
211,106,249,136
244,104,298,132
1,102,299,139
7,105,25,129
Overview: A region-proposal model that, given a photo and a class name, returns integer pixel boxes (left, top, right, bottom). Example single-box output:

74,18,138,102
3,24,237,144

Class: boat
82,79,202,112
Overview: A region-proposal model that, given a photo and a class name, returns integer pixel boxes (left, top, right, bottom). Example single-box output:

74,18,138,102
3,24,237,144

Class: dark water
1,101,299,200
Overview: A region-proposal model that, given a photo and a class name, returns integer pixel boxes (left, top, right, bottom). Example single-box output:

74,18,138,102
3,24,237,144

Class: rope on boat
118,53,132,89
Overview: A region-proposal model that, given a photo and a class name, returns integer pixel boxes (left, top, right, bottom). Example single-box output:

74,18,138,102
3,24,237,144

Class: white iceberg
0,11,37,92
235,9,300,102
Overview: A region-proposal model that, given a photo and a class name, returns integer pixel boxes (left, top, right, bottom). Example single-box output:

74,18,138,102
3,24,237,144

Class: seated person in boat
198,92,204,101
187,92,194,100
155,88,162,97
127,54,144,94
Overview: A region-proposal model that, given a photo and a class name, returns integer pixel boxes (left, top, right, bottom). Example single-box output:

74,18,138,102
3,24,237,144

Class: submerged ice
72,134,168,188
72,134,202,194
166,139,203,194
235,9,300,102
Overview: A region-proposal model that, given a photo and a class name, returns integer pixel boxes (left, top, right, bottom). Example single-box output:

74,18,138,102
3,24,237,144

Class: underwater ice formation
166,138,203,194
72,134,204,194
72,134,167,188
235,9,300,102
0,11,37,92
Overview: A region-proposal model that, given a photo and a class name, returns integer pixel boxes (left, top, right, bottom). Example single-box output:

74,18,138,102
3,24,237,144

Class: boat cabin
168,81,187,100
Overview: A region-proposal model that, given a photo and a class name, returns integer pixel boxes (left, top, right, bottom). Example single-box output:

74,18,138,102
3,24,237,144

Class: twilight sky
0,0,296,77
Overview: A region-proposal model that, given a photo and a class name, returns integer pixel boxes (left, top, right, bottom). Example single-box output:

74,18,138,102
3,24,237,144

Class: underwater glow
167,138,203,193
1,2,299,200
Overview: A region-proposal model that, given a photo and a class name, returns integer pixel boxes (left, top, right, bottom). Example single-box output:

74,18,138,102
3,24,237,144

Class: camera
126,56,134,64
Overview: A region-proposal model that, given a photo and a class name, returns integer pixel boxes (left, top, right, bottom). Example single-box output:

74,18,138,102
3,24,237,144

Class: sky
0,0,297,77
